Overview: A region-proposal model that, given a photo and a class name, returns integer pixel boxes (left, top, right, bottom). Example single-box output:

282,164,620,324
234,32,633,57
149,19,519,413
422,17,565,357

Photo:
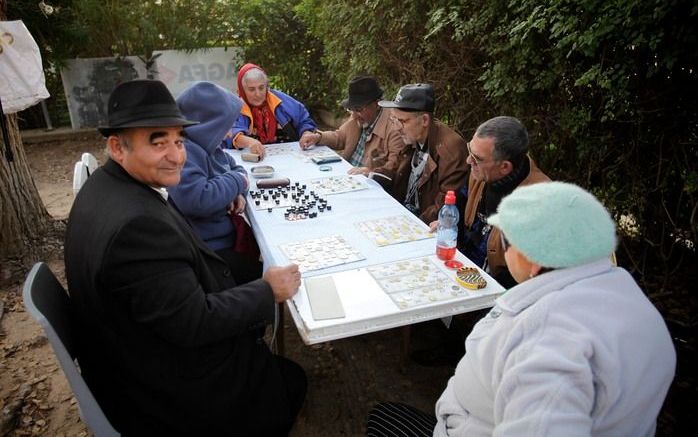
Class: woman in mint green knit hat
429,181,676,436
367,182,676,437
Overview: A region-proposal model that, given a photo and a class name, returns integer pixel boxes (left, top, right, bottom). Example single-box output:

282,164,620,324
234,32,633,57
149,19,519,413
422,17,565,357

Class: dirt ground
1,131,695,436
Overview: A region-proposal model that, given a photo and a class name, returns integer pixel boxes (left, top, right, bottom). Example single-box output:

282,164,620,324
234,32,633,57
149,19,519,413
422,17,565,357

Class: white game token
280,234,366,273
356,215,434,247
366,256,480,310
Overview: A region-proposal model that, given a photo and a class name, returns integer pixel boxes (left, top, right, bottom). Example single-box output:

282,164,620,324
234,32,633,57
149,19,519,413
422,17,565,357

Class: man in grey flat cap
379,83,469,224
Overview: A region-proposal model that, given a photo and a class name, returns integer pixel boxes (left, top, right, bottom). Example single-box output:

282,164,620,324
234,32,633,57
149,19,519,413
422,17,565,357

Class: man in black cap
300,75,404,181
378,83,469,224
65,79,306,435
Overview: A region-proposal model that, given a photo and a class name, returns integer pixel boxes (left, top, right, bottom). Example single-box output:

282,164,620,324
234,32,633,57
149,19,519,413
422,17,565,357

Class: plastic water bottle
436,190,459,260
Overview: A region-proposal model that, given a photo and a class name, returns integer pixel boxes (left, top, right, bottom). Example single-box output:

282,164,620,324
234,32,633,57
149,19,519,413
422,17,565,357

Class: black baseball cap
378,83,435,113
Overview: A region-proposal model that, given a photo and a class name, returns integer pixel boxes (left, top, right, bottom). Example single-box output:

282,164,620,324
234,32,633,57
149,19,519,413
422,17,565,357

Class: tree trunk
1,2,54,283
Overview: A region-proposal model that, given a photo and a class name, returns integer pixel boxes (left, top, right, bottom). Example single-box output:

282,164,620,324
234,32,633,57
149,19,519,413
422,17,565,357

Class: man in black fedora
65,79,307,435
379,83,469,224
300,75,404,183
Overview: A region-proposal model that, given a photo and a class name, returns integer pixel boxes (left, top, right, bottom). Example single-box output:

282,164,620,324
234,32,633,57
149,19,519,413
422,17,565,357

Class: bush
11,0,697,309
11,0,330,127
299,0,697,310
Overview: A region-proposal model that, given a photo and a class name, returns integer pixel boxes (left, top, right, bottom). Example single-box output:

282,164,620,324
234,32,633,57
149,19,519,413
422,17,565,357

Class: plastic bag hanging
0,20,50,114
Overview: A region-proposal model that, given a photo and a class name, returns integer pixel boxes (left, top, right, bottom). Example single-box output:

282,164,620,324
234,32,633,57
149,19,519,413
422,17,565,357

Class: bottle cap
444,190,456,205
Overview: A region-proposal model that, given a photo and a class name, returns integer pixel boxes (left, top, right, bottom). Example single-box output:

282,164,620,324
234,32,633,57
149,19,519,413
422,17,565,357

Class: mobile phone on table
312,155,342,165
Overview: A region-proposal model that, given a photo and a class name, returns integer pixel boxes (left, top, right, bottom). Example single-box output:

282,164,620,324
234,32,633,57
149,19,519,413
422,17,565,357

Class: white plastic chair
72,160,89,195
81,152,99,177
22,262,120,436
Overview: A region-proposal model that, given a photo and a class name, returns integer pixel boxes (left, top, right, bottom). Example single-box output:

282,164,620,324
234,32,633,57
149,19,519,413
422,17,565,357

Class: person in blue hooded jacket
169,81,261,283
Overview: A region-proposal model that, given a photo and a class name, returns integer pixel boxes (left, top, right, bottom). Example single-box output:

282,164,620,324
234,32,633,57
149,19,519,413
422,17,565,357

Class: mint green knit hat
487,182,617,268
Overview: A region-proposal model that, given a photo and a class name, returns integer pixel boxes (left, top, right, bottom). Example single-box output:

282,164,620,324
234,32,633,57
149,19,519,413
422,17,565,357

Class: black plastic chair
22,262,119,436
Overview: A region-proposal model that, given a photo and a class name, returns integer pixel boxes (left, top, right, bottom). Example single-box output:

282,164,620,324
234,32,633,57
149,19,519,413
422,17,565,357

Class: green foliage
10,0,246,129
297,0,489,126
229,0,328,110
8,0,697,296
11,0,329,124
7,0,76,63
9,0,239,62
299,0,697,296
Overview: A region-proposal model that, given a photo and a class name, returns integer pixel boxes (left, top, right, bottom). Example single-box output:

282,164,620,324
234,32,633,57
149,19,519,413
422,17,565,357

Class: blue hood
176,81,242,154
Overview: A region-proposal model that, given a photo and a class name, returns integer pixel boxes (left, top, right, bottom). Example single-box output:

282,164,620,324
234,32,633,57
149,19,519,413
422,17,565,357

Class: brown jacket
463,157,550,279
391,120,469,224
318,109,405,177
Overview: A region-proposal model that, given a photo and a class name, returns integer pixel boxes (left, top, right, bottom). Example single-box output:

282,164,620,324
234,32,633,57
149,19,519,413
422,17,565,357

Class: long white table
227,142,504,344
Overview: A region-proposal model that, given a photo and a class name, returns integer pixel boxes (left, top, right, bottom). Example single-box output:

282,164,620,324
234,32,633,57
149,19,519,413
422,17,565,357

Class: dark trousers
245,354,307,436
366,402,436,437
215,246,263,285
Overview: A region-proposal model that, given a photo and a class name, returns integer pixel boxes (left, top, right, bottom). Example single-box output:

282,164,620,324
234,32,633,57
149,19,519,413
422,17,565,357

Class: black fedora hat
341,76,384,109
98,79,198,136
378,83,435,113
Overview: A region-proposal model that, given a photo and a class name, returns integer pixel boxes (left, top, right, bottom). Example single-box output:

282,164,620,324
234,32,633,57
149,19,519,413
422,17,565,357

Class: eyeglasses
466,141,494,166
500,232,510,252
389,114,413,129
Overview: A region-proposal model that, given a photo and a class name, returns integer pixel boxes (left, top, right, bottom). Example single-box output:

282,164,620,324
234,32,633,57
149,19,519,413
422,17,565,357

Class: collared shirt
404,142,428,214
348,108,382,167
152,186,169,200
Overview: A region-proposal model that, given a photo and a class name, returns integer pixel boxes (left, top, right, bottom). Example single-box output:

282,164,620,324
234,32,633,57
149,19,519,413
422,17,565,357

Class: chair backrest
81,152,99,177
73,161,89,195
22,263,120,437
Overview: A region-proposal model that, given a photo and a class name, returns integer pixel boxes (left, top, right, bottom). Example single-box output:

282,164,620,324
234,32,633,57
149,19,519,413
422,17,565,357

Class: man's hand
299,131,321,150
263,264,302,303
229,194,246,215
348,166,369,176
428,220,438,232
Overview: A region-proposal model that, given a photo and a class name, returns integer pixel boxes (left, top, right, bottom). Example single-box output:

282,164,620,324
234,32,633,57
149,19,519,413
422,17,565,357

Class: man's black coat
65,159,292,435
